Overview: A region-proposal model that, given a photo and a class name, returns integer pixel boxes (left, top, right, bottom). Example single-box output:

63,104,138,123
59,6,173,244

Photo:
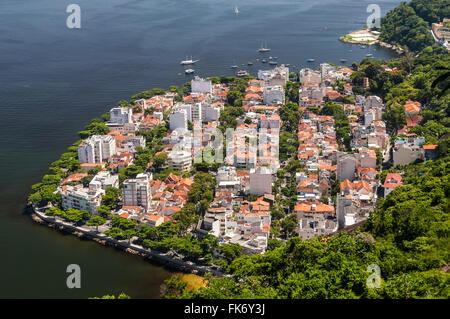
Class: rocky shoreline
339,29,404,55
339,37,404,55
30,206,225,277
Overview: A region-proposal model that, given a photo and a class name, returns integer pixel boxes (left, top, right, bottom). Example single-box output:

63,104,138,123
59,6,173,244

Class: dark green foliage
130,88,166,103
379,3,434,53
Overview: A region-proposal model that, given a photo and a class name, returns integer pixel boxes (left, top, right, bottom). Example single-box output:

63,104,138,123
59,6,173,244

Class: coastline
339,29,404,55
30,205,225,277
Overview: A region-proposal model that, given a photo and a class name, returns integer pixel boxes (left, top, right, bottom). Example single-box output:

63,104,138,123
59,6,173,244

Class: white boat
180,56,199,65
234,6,239,14
258,41,271,52
366,53,373,57
236,70,248,77
185,69,195,74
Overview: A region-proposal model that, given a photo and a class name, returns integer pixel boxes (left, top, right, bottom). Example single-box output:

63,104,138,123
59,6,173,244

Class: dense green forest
378,0,449,53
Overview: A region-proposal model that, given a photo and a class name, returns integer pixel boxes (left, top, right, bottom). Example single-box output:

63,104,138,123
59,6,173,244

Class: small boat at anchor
185,68,195,74
180,56,199,65
258,41,271,52
236,70,249,77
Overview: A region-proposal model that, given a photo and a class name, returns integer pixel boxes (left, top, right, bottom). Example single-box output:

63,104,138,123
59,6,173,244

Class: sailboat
257,41,271,52
234,6,239,14
180,56,199,65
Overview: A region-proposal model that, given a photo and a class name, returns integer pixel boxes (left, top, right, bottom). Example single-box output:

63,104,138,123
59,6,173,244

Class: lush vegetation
378,0,449,53
320,102,351,150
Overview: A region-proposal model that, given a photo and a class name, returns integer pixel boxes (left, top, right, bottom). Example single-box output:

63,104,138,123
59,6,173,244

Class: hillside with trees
378,0,449,53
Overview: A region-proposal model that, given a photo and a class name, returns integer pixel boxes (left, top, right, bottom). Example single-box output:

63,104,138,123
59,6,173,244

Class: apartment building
60,183,105,216
167,150,192,172
78,135,117,164
110,107,132,124
122,173,151,210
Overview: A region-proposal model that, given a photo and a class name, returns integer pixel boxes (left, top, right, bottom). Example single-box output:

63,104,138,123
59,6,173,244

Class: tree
102,187,121,208
218,243,243,264
64,208,90,224
431,66,450,98
86,216,106,232
85,122,110,135
382,101,407,135
161,275,187,299
122,229,137,244
281,213,298,238
105,227,123,240
153,153,168,170
97,205,111,218
28,192,42,205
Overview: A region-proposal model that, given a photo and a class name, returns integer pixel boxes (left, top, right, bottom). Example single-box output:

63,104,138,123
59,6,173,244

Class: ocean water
0,0,403,298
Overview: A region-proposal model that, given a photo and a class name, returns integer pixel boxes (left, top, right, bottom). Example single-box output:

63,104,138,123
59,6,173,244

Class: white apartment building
217,166,238,184
191,102,202,122
364,96,383,112
175,104,192,121
61,183,105,216
249,166,273,195
320,63,335,79
122,173,151,210
202,104,221,122
90,171,119,189
191,76,212,94
263,86,285,105
364,109,376,126
337,153,357,182
258,65,289,86
110,107,132,124
299,84,327,100
299,68,322,85
170,109,188,131
122,136,146,153
78,135,117,164
105,122,136,135
168,150,192,172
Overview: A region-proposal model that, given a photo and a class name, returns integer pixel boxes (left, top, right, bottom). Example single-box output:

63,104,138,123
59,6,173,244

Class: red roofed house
423,144,439,161
384,173,402,197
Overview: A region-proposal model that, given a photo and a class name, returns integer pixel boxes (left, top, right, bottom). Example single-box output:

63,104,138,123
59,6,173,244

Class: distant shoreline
339,29,404,54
